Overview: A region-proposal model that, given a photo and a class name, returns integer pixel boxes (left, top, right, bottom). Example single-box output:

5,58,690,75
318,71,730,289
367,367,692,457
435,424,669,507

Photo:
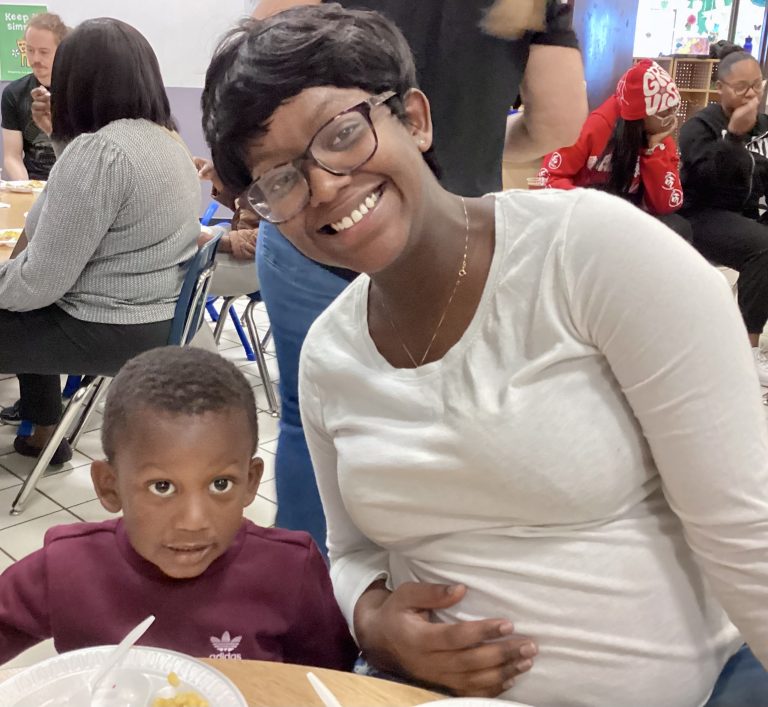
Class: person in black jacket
679,50,768,384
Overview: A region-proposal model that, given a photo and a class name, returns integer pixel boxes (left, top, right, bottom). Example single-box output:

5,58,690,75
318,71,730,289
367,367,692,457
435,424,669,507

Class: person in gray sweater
0,18,201,464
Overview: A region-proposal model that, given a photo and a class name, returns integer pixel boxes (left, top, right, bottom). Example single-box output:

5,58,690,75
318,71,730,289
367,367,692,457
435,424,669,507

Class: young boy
0,347,357,669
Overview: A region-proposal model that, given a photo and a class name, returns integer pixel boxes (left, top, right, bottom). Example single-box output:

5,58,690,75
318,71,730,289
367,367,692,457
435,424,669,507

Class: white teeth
330,189,381,232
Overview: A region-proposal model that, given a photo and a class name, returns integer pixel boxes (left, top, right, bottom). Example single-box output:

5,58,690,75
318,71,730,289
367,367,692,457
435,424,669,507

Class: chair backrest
168,233,222,346
201,201,219,226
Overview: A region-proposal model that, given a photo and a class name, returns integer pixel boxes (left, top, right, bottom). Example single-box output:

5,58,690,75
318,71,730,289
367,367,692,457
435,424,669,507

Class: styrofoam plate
0,645,247,707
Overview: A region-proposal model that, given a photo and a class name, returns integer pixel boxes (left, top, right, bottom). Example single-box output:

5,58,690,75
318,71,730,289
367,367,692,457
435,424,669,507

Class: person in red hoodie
540,59,692,241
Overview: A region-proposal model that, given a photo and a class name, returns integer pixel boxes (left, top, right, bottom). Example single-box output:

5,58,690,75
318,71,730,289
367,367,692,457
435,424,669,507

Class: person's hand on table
354,580,537,698
30,87,52,137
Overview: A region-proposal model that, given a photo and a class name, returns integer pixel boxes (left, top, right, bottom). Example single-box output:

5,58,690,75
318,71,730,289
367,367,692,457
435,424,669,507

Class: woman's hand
728,97,760,136
30,87,52,137
647,117,678,149
354,580,537,697
229,228,257,260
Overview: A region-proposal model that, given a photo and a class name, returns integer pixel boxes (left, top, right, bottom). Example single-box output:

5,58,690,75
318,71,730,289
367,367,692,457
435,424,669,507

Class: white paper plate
0,645,247,707
3,180,45,193
0,227,22,246
419,699,534,707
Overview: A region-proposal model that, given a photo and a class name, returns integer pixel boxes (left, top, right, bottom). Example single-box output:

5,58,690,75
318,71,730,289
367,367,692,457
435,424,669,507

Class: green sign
0,4,47,81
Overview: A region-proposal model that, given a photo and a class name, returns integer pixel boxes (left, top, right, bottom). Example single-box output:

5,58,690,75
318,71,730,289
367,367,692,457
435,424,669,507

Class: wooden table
200,659,442,707
0,190,38,263
0,659,442,706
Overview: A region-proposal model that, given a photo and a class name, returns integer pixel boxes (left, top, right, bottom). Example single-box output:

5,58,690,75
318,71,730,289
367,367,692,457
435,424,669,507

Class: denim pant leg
256,222,350,555
704,645,768,707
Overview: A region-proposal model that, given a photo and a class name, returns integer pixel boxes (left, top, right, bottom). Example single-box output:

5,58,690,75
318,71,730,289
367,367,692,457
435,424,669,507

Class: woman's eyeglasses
246,91,397,224
720,79,765,97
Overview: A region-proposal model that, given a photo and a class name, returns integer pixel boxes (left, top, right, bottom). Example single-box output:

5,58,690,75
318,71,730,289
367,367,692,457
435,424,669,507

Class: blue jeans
704,645,768,706
256,222,350,555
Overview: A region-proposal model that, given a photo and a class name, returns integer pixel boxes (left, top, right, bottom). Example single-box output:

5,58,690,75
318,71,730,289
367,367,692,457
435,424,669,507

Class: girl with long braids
540,60,692,241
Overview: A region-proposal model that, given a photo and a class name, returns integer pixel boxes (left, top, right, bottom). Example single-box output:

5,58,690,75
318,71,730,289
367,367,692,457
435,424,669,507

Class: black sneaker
0,400,21,426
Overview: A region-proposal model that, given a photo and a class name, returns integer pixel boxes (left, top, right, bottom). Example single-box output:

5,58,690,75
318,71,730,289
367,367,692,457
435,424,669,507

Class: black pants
656,212,694,243
682,208,768,334
0,305,171,426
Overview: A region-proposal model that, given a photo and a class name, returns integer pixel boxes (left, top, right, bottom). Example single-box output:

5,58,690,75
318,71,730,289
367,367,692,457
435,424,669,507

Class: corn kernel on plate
0,645,247,707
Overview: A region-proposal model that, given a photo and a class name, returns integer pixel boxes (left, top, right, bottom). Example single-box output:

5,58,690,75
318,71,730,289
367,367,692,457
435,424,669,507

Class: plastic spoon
307,671,343,707
89,615,156,697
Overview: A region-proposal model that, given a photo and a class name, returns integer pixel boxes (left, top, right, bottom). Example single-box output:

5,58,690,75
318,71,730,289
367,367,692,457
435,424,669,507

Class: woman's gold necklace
380,197,470,368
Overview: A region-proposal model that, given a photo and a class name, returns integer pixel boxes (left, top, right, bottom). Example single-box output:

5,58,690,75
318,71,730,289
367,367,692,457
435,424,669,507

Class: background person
540,60,692,241
1,12,68,181
679,50,768,384
0,18,201,464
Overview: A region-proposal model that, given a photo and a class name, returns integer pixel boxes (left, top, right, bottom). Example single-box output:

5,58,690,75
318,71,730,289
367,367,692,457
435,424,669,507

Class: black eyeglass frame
245,90,398,224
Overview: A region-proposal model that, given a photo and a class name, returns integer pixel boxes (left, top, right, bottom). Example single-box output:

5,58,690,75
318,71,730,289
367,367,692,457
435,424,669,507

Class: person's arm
563,189,768,666
299,355,537,697
2,129,28,181
284,540,359,670
679,112,755,212
639,135,684,215
505,44,587,163
1,86,29,181
251,0,319,19
504,3,586,162
0,551,52,665
0,132,126,310
539,110,607,189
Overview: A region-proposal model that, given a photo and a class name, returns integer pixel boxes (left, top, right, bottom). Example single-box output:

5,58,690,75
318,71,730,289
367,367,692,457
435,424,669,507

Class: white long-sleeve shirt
299,188,768,707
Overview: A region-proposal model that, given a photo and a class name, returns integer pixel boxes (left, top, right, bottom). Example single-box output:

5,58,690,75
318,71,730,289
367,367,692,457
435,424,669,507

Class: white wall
37,0,253,87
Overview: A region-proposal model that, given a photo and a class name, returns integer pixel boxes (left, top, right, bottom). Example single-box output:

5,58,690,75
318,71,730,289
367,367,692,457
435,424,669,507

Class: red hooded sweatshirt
539,95,683,215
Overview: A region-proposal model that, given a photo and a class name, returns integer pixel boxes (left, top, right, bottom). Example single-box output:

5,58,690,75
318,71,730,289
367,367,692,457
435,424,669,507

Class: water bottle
745,36,753,54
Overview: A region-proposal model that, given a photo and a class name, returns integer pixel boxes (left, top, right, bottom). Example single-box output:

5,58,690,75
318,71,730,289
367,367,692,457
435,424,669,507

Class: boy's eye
149,480,176,497
210,478,233,494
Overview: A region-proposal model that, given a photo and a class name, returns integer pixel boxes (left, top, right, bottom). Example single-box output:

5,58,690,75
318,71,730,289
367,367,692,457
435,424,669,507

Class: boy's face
91,407,262,579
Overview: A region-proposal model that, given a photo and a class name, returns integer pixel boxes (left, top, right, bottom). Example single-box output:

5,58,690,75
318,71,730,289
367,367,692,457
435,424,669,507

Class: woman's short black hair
51,18,176,144
203,3,439,195
718,50,760,80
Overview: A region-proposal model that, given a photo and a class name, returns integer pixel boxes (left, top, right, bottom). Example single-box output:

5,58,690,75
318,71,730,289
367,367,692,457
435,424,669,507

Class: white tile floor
0,300,280,668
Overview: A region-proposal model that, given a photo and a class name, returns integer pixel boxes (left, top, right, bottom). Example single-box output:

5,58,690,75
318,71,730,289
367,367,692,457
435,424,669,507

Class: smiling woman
202,5,768,705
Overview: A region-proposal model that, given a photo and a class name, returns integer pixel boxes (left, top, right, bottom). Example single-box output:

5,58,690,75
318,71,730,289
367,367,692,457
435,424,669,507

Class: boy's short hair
101,347,259,460
26,12,69,44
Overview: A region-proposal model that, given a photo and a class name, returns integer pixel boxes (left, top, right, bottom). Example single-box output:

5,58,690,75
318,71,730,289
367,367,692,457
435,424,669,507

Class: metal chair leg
228,306,256,361
69,377,109,448
10,382,97,515
243,300,279,418
262,326,272,350
211,296,238,343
